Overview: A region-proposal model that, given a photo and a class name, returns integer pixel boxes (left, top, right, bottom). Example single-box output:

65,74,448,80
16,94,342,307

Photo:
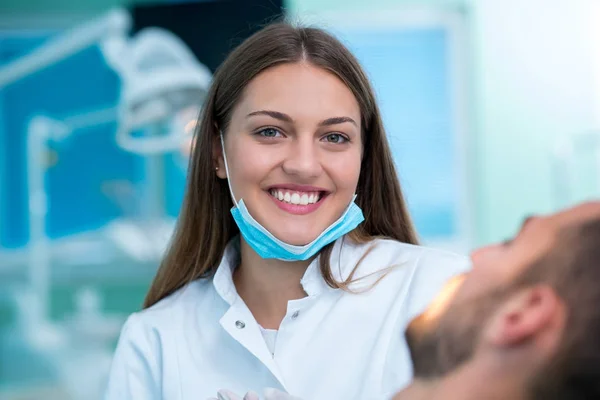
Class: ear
484,285,562,348
212,133,227,179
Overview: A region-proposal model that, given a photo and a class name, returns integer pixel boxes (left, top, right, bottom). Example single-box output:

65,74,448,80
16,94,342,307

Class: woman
105,22,469,400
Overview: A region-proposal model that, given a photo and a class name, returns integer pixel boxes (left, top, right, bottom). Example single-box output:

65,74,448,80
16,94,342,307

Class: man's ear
213,134,227,179
483,285,563,348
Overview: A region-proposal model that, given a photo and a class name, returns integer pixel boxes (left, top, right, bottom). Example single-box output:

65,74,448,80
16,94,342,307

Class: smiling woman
104,22,471,400
217,62,364,249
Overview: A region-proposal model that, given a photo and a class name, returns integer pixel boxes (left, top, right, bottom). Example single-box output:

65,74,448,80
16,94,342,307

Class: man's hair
519,217,600,400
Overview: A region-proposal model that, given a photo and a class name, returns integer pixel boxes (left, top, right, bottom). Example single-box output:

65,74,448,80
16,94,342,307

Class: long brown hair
143,22,419,309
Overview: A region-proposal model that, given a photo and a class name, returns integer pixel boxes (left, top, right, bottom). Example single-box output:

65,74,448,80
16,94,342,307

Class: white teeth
270,189,322,205
290,193,300,204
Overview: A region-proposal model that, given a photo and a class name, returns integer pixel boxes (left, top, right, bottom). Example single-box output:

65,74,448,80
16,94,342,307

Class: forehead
508,201,600,271
524,202,600,241
430,202,600,324
551,201,600,226
234,62,361,121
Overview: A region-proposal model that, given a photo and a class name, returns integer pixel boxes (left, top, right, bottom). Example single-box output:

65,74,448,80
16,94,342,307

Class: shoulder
360,239,472,320
105,281,215,400
109,278,215,372
340,237,470,276
338,238,470,312
129,278,214,331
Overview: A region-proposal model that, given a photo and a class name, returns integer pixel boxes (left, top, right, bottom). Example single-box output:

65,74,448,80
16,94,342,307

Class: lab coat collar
211,236,367,390
212,236,352,305
212,237,241,306
300,236,351,296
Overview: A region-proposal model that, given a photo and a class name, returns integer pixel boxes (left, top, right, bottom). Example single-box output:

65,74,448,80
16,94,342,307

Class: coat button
235,320,246,329
291,311,300,319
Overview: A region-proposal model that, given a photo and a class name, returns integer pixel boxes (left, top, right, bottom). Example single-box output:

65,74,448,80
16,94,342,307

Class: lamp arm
0,8,131,88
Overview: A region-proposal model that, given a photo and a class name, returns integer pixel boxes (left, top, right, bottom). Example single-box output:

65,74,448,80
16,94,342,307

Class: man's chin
392,380,436,400
405,317,445,378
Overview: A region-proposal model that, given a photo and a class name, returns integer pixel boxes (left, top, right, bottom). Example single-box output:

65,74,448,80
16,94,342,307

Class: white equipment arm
0,8,131,88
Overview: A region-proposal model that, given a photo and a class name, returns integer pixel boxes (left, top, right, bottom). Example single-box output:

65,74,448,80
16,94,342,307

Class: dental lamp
0,8,211,154
0,10,211,398
0,8,211,324
101,23,211,154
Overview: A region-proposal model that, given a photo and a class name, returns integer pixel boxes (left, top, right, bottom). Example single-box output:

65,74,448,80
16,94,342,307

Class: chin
270,226,322,246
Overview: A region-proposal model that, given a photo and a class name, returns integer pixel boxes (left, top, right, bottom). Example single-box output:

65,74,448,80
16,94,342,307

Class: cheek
454,271,498,305
452,264,507,308
228,144,272,188
471,244,505,265
325,149,362,191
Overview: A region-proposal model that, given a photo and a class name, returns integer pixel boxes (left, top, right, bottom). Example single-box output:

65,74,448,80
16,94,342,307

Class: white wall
470,0,600,244
291,0,600,246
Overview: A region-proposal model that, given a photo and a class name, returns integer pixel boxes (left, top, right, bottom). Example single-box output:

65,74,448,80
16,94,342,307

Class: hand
263,388,303,400
205,389,258,400
208,388,303,400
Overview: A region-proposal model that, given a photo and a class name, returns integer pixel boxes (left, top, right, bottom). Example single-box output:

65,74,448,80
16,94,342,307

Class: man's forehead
510,202,600,271
552,201,600,226
519,202,600,235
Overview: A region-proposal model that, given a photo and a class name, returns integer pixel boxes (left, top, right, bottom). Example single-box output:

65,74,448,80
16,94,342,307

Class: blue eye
258,128,281,138
324,133,349,144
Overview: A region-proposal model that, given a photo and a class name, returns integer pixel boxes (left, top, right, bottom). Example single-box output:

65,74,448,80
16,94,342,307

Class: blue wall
334,27,459,240
0,33,187,248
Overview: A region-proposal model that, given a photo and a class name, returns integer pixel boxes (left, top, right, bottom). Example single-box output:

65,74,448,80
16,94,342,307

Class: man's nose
470,243,504,266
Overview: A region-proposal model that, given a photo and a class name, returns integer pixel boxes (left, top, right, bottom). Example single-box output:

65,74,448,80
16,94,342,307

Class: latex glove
210,388,303,400
263,388,303,400
205,389,259,400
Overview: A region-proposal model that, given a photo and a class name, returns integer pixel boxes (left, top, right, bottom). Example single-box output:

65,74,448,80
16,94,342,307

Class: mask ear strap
219,131,239,207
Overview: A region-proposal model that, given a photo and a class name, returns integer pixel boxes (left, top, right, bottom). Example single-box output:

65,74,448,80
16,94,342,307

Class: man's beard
405,288,509,379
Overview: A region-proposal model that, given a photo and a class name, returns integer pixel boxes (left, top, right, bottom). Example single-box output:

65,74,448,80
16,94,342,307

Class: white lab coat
104,236,470,400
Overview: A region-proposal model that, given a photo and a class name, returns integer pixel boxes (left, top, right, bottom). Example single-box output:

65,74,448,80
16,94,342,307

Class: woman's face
216,62,363,245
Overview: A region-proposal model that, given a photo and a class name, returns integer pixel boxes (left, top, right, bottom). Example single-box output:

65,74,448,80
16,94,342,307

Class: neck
233,238,312,329
396,354,533,400
392,380,436,400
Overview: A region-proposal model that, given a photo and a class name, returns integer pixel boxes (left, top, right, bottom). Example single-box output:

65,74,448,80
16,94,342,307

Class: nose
470,243,503,266
281,136,323,179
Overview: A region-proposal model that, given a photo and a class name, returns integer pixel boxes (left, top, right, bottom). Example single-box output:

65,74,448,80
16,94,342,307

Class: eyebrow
319,116,357,127
247,110,292,123
247,110,358,127
521,216,535,230
516,215,536,236
503,216,537,246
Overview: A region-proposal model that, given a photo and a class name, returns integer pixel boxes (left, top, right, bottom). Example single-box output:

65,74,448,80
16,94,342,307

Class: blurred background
0,0,599,398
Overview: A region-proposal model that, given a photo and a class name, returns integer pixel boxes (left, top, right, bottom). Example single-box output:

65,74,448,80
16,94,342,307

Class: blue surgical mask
219,133,365,261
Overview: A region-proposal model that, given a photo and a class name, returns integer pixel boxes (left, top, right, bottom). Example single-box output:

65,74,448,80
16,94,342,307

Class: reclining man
216,201,600,400
395,201,600,400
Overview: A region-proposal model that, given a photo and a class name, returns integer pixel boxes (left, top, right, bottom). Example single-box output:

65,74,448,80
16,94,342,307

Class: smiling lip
265,184,330,216
267,184,329,192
